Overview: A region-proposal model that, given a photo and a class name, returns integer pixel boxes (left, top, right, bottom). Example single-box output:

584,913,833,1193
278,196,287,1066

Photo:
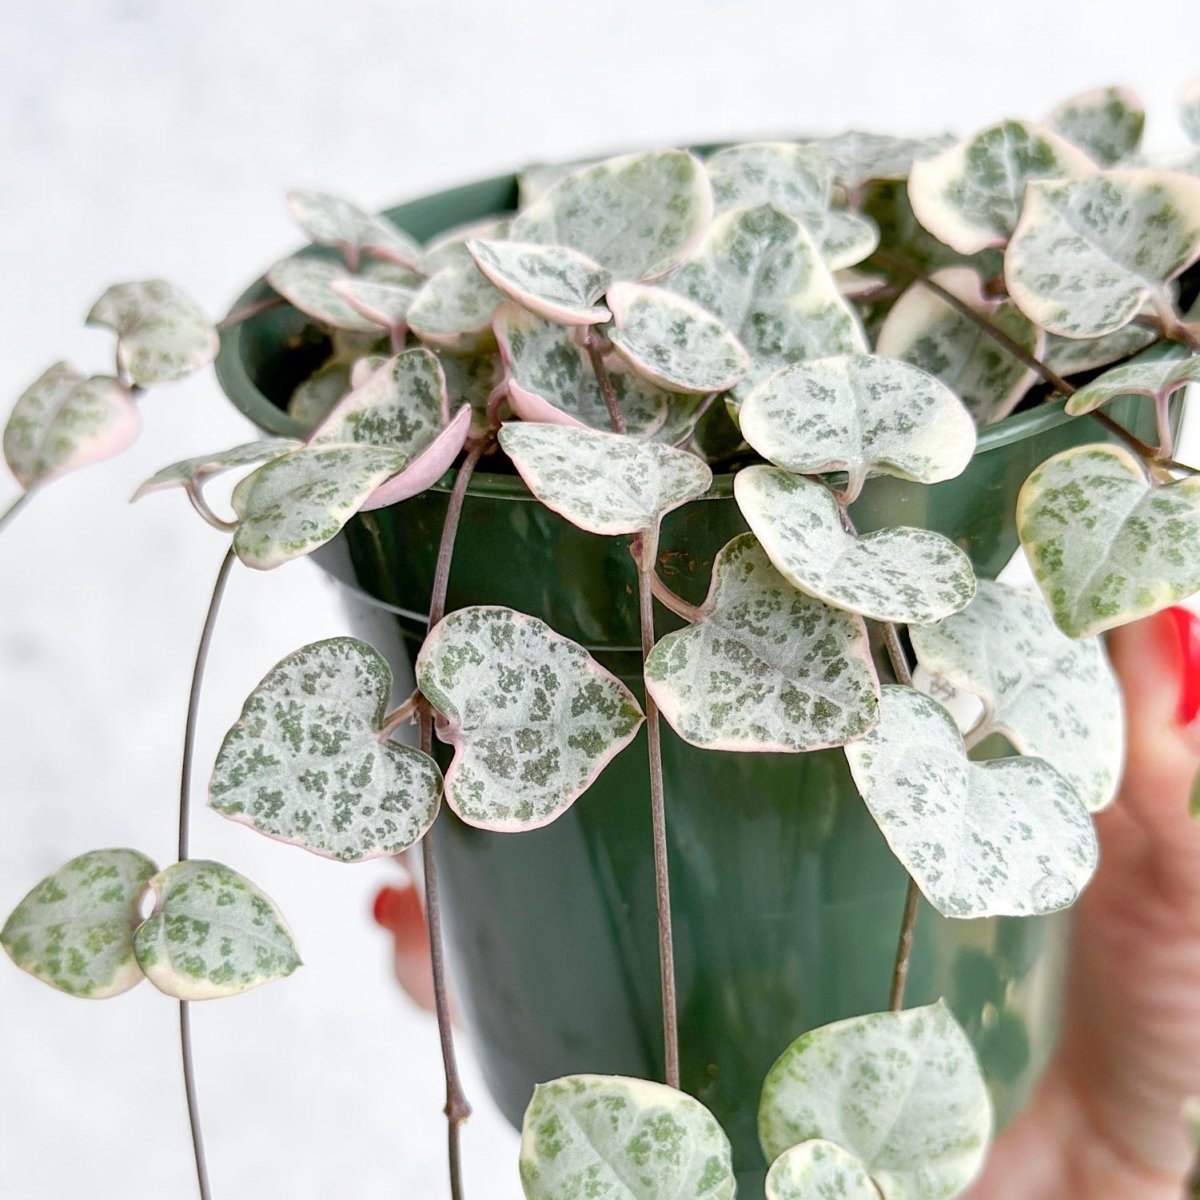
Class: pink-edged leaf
331,272,422,332
423,216,511,273
1064,352,1200,416
360,403,470,510
286,190,423,269
468,239,611,325
407,260,502,351
132,438,301,501
267,255,381,332
1044,86,1145,166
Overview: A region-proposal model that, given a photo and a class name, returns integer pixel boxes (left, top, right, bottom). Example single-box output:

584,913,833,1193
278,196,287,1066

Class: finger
372,881,438,1014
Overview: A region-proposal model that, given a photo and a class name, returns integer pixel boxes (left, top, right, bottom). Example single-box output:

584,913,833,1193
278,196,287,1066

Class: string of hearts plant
4,79,1200,1200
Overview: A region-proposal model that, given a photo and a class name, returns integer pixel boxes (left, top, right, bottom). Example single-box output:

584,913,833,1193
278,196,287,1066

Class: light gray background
2,3,1199,1196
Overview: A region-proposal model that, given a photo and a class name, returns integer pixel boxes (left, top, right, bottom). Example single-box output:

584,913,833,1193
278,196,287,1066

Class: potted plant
4,80,1200,1199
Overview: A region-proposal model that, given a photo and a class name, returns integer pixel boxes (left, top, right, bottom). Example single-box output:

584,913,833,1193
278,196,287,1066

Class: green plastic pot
216,173,1163,1195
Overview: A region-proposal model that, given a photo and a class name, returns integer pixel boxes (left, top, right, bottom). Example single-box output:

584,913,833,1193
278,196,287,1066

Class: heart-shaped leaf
437,344,506,437
765,1141,878,1200
520,1075,736,1200
1005,169,1200,338
1,849,158,999
86,280,219,387
132,438,302,501
758,1001,992,1200
808,131,954,189
468,239,611,325
407,260,502,351
511,150,713,282
645,533,879,752
423,217,511,272
416,607,643,831
286,190,423,269
331,272,423,332
739,354,976,502
289,357,354,427
606,283,751,394
1184,77,1200,143
1045,86,1145,167
268,256,382,333
1064,353,1200,415
499,422,713,536
1043,323,1157,376
845,685,1098,917
1017,443,1200,636
910,580,1124,811
908,121,1094,255
133,860,301,1000
210,637,442,860
735,467,976,625
4,363,139,489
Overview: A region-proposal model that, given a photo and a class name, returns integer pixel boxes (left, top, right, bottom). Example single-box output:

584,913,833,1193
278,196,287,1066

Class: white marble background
1,3,1198,1196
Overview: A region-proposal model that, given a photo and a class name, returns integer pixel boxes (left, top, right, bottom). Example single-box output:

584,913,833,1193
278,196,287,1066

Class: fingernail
1165,607,1200,726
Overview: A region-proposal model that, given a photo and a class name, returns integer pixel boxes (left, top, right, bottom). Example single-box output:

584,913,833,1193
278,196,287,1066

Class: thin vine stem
0,491,32,534
582,329,628,435
215,296,284,331
378,691,423,739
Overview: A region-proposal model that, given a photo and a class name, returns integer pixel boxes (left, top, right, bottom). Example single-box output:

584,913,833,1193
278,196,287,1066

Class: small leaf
606,283,751,394
286,190,423,269
735,467,976,625
289,357,354,427
468,239,611,325
1,849,157,999
416,607,643,831
423,216,511,272
210,637,442,860
908,120,1094,255
765,1141,878,1200
437,343,506,437
1184,77,1200,143
511,150,713,281
1005,169,1200,338
645,533,879,752
520,1074,736,1200
267,256,381,333
808,131,955,189
1064,353,1200,416
1044,86,1145,166
331,272,423,331
406,260,502,350
134,861,301,1000
499,422,712,535
132,438,301,501
758,1001,992,1200
1043,323,1157,376
1017,443,1200,636
4,363,139,489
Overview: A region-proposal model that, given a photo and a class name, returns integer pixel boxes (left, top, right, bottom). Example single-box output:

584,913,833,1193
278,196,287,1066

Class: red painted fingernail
371,884,428,946
1165,607,1200,725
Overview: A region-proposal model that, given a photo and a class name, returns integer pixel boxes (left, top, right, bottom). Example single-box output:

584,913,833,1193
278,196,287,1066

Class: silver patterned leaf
1044,86,1145,166
1017,443,1200,637
406,259,502,351
132,438,301,501
735,467,976,625
520,1075,736,1200
437,343,506,438
908,121,1095,255
285,190,423,269
511,150,713,282
331,272,423,331
807,131,955,189
1,849,157,999
874,267,1045,425
517,161,591,209
739,354,976,501
133,861,301,1000
289,357,354,427
1184,77,1200,143
4,363,139,489
606,283,751,394
468,239,611,325
423,216,511,272
910,580,1123,811
765,1141,878,1200
1005,169,1200,338
86,280,219,387
499,422,713,535
844,685,1098,918
416,607,644,831
358,405,470,510
1042,322,1157,376
210,637,442,861
267,255,381,333
758,1001,992,1200
1064,353,1200,415
644,533,879,752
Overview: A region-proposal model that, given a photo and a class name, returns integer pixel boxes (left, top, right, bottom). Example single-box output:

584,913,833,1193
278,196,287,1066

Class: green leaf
468,239,611,325
908,120,1094,255
845,685,1098,918
210,637,442,860
1,849,157,999
133,861,301,1000
808,131,954,189
759,1001,992,1200
4,363,139,489
406,260,502,351
910,580,1124,811
1184,77,1200,143
645,533,879,752
1017,443,1200,636
606,283,751,394
286,190,423,269
437,343,506,438
520,1074,736,1200
735,467,976,625
267,255,381,333
739,353,976,502
765,1141,878,1200
499,422,713,535
132,438,301,501
416,607,643,831
1045,86,1145,166
1005,169,1200,338
511,150,713,282
1064,353,1200,415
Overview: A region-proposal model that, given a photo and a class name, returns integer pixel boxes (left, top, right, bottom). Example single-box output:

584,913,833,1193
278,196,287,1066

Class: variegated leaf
846,685,1098,917
289,357,354,427
357,405,470,510
286,190,423,269
735,467,976,625
765,1141,878,1200
606,283,751,394
4,363,139,489
758,1002,992,1200
908,121,1094,255
210,637,442,860
1017,443,1200,636
511,150,713,282
520,1075,735,1200
437,344,505,437
406,260,501,350
267,256,381,333
499,422,712,535
875,267,1045,425
468,239,611,325
651,393,712,449
1043,324,1157,376
416,607,643,831
331,272,423,331
644,533,879,752
133,861,301,1000
1064,353,1200,415
1,849,157,999
739,354,976,502
423,217,511,273
1045,86,1145,167
517,161,588,209
1005,170,1200,338
910,580,1124,811
132,438,301,501
808,131,955,189
1184,77,1200,143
